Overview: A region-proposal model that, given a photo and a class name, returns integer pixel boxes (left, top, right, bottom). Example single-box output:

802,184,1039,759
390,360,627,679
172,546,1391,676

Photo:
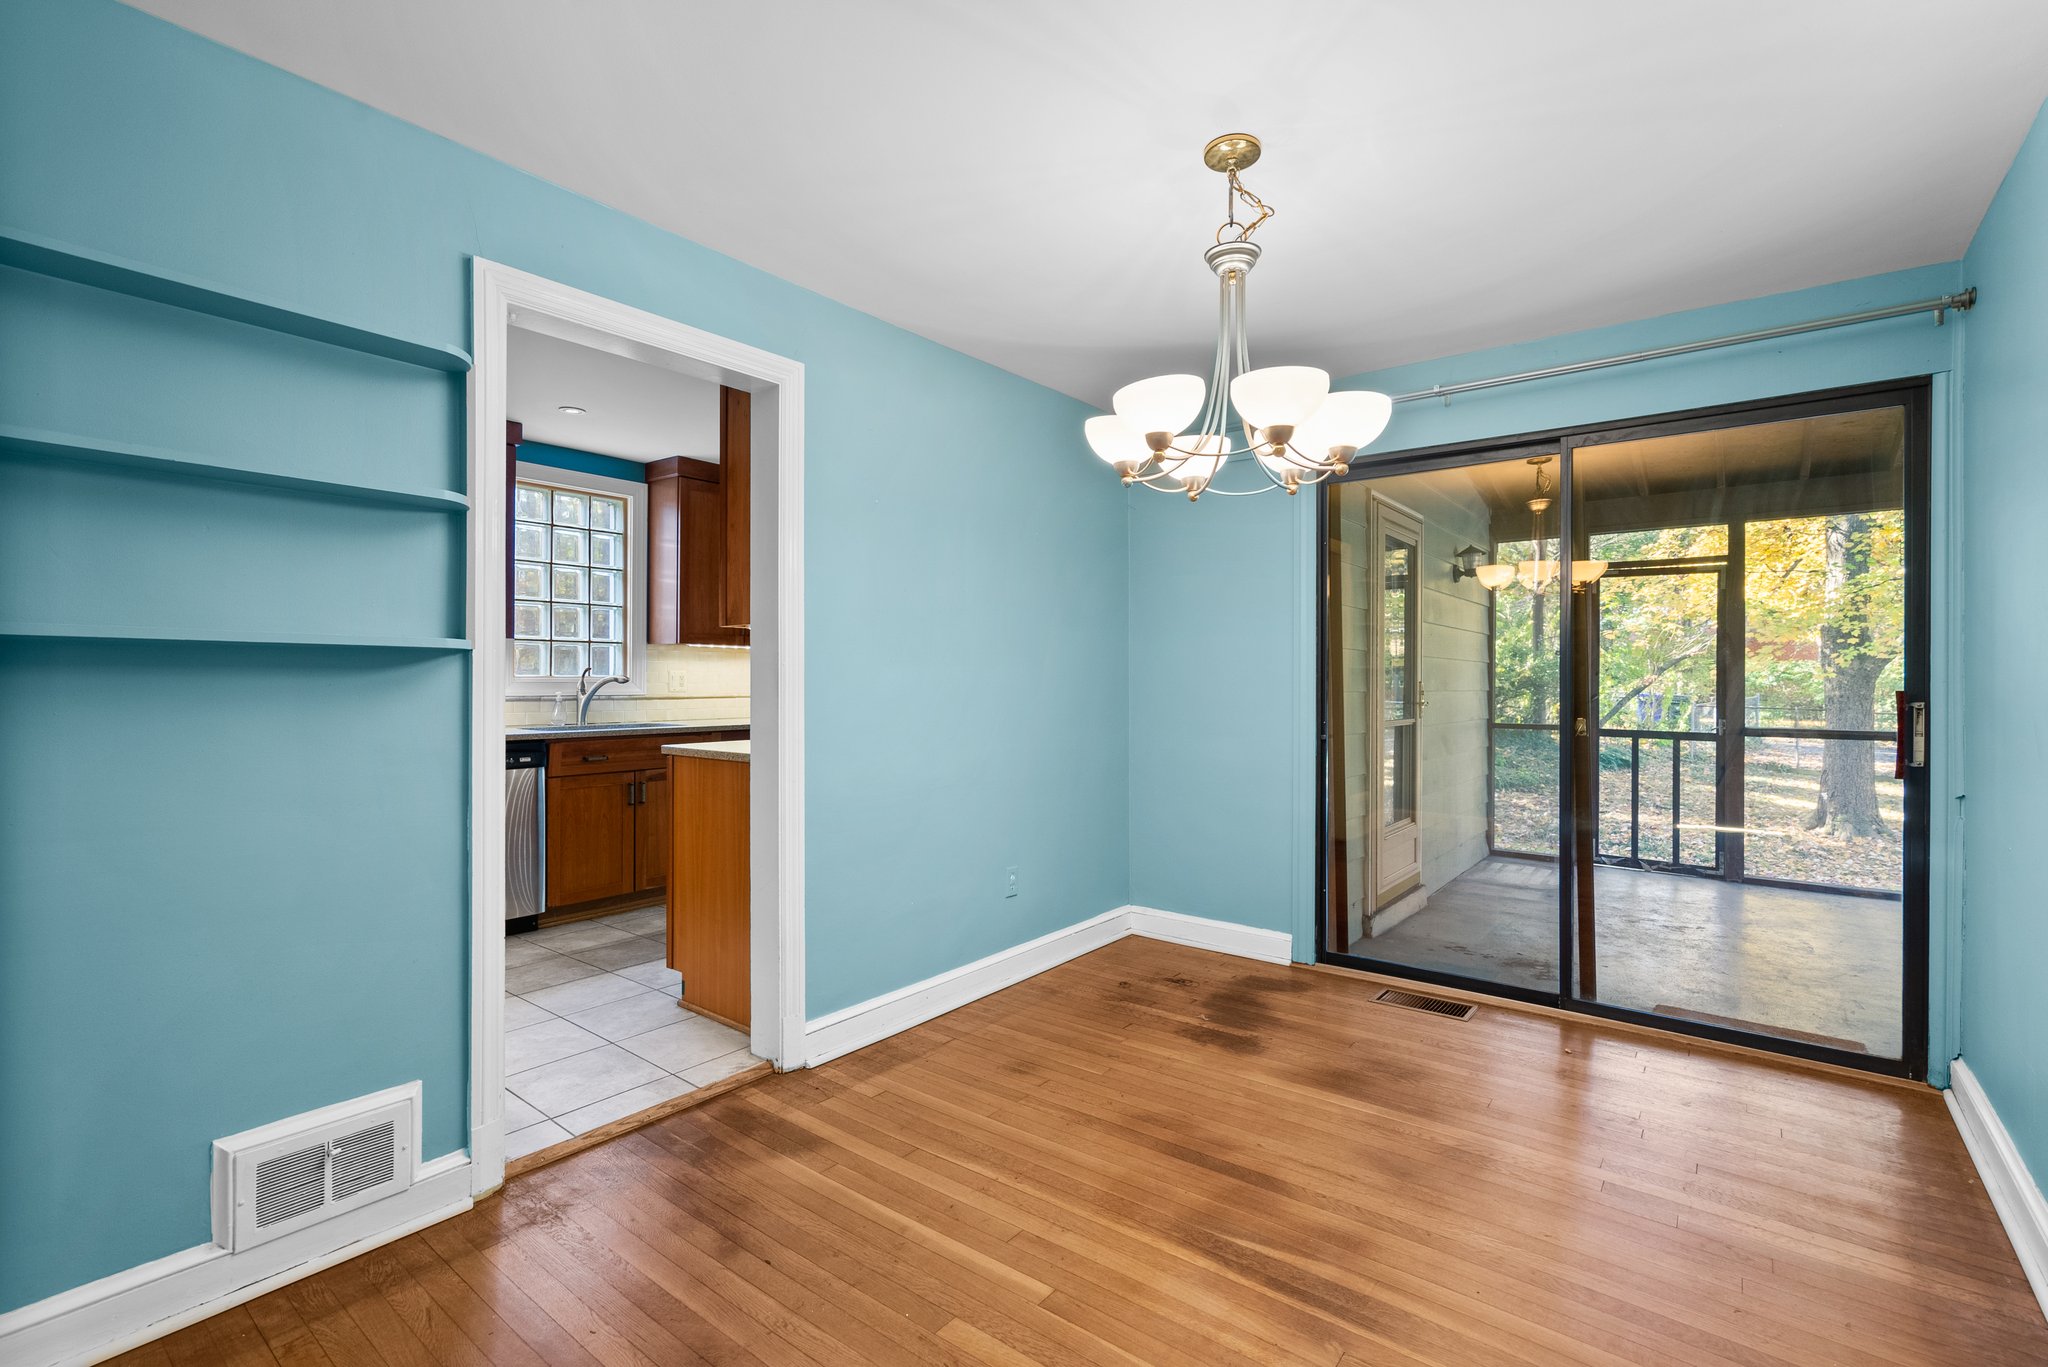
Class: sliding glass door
1567,402,1918,1061
1319,382,1929,1076
1324,450,1564,997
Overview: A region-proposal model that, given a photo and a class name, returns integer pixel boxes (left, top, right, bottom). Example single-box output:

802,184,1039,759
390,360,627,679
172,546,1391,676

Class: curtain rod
1388,288,1977,406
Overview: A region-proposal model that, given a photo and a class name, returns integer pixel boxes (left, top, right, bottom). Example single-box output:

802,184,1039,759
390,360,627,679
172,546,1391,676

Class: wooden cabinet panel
549,733,670,775
668,753,750,1029
635,767,669,895
545,770,636,907
720,386,750,628
646,457,747,647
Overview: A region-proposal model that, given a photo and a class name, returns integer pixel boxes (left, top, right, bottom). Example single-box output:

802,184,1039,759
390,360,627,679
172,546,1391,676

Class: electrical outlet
1004,866,1019,899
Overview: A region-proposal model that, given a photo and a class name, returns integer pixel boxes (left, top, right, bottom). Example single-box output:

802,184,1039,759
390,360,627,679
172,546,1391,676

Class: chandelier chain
1216,169,1274,244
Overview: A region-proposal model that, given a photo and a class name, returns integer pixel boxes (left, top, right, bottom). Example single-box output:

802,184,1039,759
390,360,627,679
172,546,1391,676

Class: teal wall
1129,262,1968,1075
6,0,2040,1324
0,0,1126,1312
1959,100,2048,1183
517,440,647,484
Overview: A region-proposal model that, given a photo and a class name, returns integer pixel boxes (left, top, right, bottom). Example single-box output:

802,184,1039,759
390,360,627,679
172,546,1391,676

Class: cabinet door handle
581,753,610,763
625,781,636,807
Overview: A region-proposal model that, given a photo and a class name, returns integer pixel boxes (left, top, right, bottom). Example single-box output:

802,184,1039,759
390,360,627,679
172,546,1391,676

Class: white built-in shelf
0,425,469,512
0,622,472,651
0,226,472,374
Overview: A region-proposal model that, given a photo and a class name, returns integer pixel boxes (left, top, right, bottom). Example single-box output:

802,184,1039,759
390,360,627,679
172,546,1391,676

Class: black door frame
1314,377,1933,1080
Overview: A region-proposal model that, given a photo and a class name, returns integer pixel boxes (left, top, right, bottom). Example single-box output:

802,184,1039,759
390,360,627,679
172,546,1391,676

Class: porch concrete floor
1358,856,1903,1058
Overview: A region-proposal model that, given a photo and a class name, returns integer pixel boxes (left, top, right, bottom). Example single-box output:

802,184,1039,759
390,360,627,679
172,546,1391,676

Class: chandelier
1084,134,1394,501
1455,456,1608,593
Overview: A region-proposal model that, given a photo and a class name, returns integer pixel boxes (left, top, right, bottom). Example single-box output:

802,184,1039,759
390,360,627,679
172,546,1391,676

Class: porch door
1564,397,1921,1065
1370,497,1425,912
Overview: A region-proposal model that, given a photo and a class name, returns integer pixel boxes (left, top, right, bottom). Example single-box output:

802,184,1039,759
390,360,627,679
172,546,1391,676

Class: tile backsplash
505,644,749,728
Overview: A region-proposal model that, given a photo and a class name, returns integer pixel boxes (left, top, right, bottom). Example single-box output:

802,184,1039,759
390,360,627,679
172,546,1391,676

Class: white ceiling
508,326,720,461
130,0,2048,405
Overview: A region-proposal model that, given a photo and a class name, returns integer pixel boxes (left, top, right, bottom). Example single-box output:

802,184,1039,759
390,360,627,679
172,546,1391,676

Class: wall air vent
212,1082,420,1252
1374,988,1477,1021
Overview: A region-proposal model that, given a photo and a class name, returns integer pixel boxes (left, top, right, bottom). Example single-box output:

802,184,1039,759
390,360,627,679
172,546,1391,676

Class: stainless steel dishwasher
505,740,546,933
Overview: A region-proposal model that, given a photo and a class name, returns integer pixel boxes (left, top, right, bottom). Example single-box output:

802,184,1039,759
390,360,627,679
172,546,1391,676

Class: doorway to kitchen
468,261,806,1194
1319,381,1929,1077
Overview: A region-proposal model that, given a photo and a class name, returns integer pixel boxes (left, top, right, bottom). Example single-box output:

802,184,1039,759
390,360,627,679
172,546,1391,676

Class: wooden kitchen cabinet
633,766,669,895
545,770,637,907
540,729,746,916
646,456,747,647
720,385,750,628
668,750,750,1029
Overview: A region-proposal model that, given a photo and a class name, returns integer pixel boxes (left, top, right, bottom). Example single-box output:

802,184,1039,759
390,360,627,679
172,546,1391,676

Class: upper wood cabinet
645,384,748,641
646,456,747,647
721,385,750,628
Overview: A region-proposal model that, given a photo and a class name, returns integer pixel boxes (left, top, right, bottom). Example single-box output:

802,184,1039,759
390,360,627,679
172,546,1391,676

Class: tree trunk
1808,515,1890,837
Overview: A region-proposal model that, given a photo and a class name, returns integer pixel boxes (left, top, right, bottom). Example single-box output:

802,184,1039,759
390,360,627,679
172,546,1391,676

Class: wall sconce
1451,545,1485,581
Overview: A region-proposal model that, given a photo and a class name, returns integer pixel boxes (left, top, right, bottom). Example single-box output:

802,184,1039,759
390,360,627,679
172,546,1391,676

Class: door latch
1894,692,1928,776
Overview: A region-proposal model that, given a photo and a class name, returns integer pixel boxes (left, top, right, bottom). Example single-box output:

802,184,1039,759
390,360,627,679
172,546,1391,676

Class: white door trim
467,259,805,1197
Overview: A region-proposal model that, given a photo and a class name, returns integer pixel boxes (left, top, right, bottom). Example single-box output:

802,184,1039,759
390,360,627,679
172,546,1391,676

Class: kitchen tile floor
502,904,754,1161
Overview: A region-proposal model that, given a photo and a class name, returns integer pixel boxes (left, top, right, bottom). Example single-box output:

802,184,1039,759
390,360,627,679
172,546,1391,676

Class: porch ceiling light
1472,455,1609,595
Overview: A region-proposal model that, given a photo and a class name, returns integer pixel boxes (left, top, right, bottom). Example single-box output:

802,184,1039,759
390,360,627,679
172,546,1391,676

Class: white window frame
506,460,649,698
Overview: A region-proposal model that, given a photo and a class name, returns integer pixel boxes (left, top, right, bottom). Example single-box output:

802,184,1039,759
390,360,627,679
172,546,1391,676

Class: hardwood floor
117,938,2047,1366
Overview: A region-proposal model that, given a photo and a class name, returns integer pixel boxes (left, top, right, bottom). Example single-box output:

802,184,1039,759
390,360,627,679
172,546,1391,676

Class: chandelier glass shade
1085,135,1394,500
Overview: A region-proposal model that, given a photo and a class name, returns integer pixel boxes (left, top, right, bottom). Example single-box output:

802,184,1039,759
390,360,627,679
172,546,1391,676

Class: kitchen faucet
577,666,630,726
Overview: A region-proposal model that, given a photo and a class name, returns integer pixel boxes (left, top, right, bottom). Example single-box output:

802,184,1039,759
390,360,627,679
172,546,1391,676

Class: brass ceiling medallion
1202,133,1261,173
1083,134,1394,501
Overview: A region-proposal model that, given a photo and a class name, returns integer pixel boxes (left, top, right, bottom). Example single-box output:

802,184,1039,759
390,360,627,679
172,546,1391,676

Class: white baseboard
801,908,1129,1066
1945,1058,2048,1322
0,1152,473,1367
801,904,1295,1067
1125,905,1294,963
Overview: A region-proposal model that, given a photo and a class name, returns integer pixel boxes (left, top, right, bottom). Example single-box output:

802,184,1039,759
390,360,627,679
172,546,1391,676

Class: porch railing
1596,727,1719,872
1487,721,1719,870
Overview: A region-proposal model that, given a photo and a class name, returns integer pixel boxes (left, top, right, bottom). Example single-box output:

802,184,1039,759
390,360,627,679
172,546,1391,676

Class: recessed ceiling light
557,405,587,415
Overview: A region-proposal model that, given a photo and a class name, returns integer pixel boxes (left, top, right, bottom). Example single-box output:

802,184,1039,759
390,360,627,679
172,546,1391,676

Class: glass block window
512,479,629,680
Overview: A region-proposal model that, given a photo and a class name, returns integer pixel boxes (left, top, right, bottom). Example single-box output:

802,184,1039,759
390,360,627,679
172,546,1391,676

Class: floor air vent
212,1082,419,1252
1374,988,1477,1021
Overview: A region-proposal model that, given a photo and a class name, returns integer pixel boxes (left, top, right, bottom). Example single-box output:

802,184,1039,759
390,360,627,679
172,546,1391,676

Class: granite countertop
506,719,748,740
661,738,751,763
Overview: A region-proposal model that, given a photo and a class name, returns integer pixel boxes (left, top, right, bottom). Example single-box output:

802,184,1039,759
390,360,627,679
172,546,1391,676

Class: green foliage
1488,515,1905,731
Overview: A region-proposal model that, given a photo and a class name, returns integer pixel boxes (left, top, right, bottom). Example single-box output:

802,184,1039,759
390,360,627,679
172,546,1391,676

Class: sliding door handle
1894,692,1928,776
